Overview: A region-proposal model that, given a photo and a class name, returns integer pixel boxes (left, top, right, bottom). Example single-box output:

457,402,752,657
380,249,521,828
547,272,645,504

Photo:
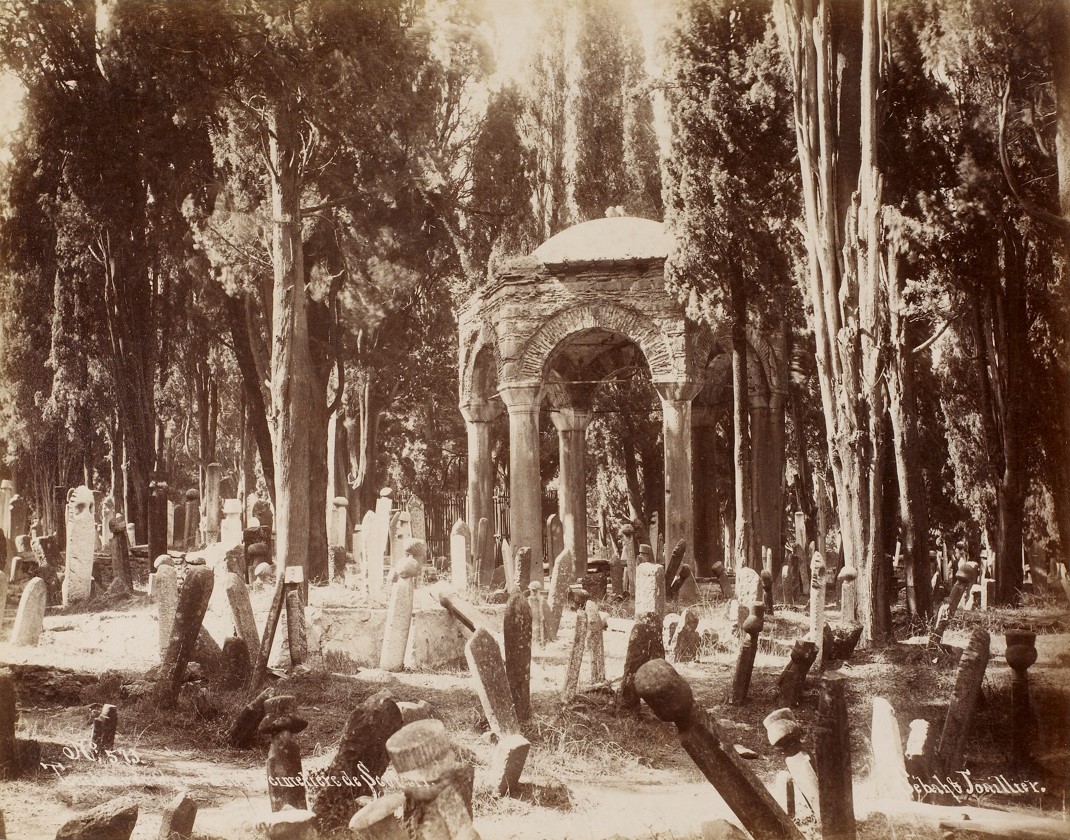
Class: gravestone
260,695,308,811
503,589,532,721
619,613,664,710
734,567,761,630
158,791,198,840
63,485,96,606
0,572,7,630
546,514,564,568
620,524,637,595
585,600,606,683
635,562,666,620
545,549,573,640
204,463,222,543
312,690,402,831
379,553,420,671
224,571,260,652
406,496,427,542
474,517,493,587
366,490,393,603
156,564,179,657
331,496,349,548
220,498,243,548
155,566,215,707
450,520,469,590
670,608,702,663
10,577,46,646
181,488,199,550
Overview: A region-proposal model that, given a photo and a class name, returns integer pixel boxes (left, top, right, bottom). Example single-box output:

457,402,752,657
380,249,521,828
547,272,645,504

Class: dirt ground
1,564,1068,840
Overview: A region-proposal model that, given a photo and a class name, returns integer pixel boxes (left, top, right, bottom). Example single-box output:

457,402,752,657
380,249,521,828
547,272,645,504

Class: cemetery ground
1,561,1068,840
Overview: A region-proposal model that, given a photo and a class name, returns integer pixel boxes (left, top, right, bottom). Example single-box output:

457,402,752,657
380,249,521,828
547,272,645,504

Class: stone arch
690,323,784,398
459,322,503,406
507,301,680,385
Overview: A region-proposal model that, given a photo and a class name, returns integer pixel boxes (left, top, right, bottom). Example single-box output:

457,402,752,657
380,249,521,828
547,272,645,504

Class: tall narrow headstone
450,520,469,591
331,496,349,548
515,545,532,590
183,489,200,550
809,553,827,669
366,490,393,602
545,549,573,640
561,610,589,704
0,572,7,631
620,524,637,595
503,589,532,721
148,478,169,563
63,485,96,606
585,600,606,683
546,514,564,569
406,496,427,542
379,553,419,671
501,537,515,589
156,564,179,658
109,515,133,594
475,517,493,587
204,463,222,544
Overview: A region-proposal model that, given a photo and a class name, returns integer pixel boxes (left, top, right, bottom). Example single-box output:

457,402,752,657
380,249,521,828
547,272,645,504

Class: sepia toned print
0,0,1067,838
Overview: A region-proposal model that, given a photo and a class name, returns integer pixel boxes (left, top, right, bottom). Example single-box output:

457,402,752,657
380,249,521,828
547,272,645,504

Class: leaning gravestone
224,571,260,653
63,485,96,606
10,577,47,646
155,566,215,707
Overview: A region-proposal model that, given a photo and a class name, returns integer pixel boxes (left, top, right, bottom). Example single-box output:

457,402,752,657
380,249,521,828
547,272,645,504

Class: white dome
532,217,670,265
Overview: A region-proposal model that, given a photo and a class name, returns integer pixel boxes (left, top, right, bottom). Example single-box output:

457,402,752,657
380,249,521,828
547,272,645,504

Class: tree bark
268,93,312,583
887,249,933,621
777,0,891,644
730,271,754,571
305,296,332,583
224,291,275,505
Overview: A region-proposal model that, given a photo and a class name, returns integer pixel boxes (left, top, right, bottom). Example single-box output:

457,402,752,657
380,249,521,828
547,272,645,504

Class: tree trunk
268,94,312,584
305,296,333,583
730,274,753,571
224,291,275,505
887,250,933,621
777,0,890,644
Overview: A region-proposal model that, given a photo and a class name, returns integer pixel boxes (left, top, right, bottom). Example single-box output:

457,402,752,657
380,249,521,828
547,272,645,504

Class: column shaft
552,409,592,577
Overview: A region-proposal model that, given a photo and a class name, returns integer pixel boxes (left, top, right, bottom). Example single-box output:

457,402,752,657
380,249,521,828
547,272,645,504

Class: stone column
461,399,502,538
499,383,543,574
551,407,592,577
655,379,700,573
749,392,786,577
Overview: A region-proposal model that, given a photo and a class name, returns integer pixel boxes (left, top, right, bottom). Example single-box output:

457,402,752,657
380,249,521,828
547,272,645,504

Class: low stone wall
309,598,506,671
